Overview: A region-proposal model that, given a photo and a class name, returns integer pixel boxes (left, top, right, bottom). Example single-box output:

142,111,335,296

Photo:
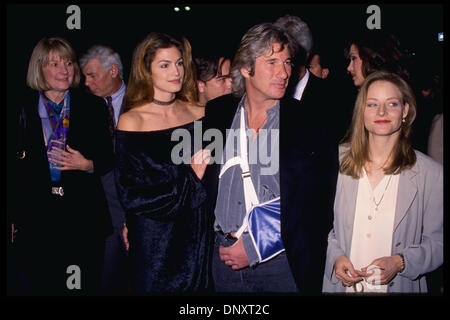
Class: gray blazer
323,149,443,293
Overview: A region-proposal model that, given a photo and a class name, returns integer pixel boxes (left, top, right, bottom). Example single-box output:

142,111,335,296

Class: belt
216,229,237,240
51,186,64,196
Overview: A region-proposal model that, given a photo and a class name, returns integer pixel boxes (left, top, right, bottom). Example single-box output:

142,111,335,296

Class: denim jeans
212,232,298,293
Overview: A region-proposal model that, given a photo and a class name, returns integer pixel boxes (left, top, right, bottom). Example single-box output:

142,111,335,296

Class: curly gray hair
274,14,313,53
231,22,297,97
79,44,123,79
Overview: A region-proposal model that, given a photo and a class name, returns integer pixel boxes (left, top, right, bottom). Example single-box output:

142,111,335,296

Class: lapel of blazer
205,94,240,153
24,91,53,185
393,167,418,232
341,173,359,237
301,75,313,101
65,89,82,149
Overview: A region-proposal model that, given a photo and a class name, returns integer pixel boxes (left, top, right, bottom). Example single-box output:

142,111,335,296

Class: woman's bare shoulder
117,108,147,131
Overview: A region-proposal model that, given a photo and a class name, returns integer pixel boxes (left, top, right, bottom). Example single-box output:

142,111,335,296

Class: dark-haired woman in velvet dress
115,32,212,293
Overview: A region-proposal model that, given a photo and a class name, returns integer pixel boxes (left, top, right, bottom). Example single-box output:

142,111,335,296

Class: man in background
80,44,128,294
195,55,232,105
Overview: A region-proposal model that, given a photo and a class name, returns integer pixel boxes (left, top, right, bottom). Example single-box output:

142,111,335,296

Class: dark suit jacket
202,94,339,294
288,72,353,144
13,87,114,242
297,72,327,106
101,89,127,232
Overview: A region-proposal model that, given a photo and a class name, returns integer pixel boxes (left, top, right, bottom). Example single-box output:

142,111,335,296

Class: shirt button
368,215,373,220
366,233,371,238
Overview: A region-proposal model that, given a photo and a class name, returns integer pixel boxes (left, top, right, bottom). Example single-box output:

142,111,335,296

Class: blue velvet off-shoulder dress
114,120,212,293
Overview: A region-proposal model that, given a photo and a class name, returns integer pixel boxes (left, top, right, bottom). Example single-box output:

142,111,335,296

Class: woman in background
345,30,412,88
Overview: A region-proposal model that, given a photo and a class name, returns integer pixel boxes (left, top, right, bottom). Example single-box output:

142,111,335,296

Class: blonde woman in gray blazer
323,71,443,293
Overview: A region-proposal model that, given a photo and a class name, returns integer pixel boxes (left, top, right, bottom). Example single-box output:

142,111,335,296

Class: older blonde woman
11,37,113,295
323,71,443,293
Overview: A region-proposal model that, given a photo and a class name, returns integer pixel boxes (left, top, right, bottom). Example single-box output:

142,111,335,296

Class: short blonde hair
340,71,417,178
26,37,80,91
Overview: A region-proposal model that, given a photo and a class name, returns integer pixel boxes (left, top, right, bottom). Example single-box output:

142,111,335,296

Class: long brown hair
123,32,198,111
340,71,417,178
344,30,412,83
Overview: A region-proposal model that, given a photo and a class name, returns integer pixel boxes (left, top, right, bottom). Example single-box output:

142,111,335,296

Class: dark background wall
6,2,443,142
7,3,443,84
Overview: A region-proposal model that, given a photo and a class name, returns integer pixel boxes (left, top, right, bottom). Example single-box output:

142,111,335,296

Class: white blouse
346,169,400,293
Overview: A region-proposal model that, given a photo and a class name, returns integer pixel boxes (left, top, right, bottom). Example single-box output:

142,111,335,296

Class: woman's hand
48,144,94,172
190,149,211,180
122,223,129,251
334,255,363,287
11,223,18,244
360,255,403,285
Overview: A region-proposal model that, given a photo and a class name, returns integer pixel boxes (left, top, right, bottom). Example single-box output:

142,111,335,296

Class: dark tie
105,96,115,136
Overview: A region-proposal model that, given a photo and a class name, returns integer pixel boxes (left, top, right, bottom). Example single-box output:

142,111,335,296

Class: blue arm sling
219,107,284,263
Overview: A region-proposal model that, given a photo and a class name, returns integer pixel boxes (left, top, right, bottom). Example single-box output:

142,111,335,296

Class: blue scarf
40,91,70,182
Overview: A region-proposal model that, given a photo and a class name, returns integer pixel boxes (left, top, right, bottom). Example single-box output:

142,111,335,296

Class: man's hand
219,236,250,270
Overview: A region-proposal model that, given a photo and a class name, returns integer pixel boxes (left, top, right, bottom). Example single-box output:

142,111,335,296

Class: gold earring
402,118,406,123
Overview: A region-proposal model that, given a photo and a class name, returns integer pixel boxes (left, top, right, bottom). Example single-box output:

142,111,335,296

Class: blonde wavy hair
340,71,417,178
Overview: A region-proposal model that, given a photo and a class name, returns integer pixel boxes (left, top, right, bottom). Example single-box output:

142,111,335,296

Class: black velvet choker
152,97,176,105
